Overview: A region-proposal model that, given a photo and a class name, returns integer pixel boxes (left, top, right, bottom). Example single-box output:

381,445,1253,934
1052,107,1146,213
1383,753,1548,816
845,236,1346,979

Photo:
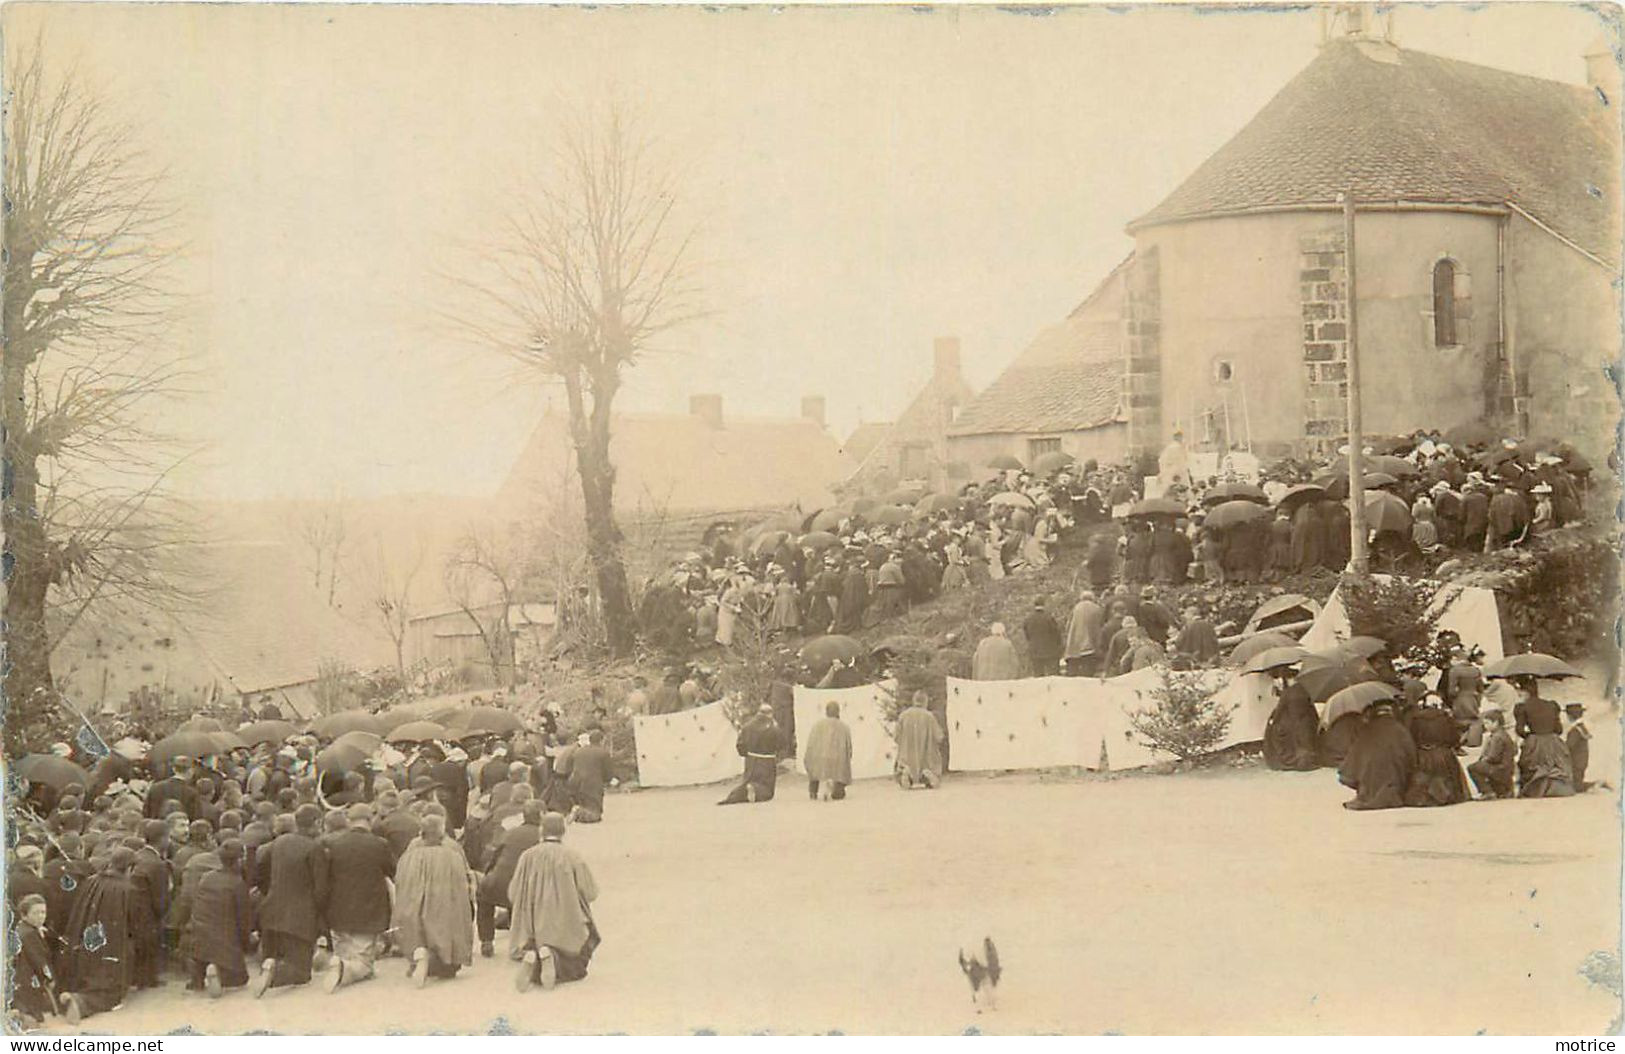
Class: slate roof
1131,40,1621,264
948,315,1125,437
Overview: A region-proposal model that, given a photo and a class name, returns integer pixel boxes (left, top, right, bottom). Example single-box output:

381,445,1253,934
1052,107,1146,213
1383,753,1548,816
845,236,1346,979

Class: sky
6,1,1615,501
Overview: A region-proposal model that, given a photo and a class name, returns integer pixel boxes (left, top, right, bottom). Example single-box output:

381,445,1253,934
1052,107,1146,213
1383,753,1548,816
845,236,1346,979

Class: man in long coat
59,848,139,1025
1062,591,1105,677
835,560,869,633
972,623,1021,680
718,704,784,805
566,731,613,822
895,692,946,789
321,805,395,992
802,702,854,801
508,813,600,990
254,804,329,996
1338,701,1417,810
392,814,475,985
477,801,542,958
184,838,254,996
1022,599,1064,677
129,820,171,989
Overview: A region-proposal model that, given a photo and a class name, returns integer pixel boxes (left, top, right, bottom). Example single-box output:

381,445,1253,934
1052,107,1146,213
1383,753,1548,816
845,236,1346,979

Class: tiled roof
1131,40,1621,264
841,421,894,463
948,317,1124,437
500,411,850,516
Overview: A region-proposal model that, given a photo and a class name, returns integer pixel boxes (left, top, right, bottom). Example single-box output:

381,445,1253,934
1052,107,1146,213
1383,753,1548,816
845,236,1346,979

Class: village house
496,394,851,568
946,260,1131,470
841,336,978,495
954,11,1622,467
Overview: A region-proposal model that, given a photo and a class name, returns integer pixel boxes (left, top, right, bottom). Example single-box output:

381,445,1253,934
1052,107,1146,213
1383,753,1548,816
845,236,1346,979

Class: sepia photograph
1,0,1621,1037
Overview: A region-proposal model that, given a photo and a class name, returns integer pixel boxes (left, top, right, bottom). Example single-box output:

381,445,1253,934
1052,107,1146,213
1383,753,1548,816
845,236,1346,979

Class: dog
957,936,1001,1013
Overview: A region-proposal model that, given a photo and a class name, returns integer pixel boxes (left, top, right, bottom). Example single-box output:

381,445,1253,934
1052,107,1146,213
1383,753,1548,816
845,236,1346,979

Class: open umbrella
332,730,383,756
1365,455,1418,478
14,754,90,792
312,711,385,739
1444,420,1497,449
799,531,840,551
236,719,298,746
1241,645,1311,675
799,634,862,670
1359,491,1413,534
988,492,1035,509
1295,654,1378,701
208,731,248,755
1205,500,1269,530
174,716,224,733
1031,451,1076,475
1482,653,1583,680
1276,483,1326,511
869,505,910,526
456,706,526,735
1229,632,1298,667
751,530,789,555
849,497,879,514
915,493,960,515
1322,681,1399,727
1312,474,1350,501
1127,497,1184,519
1205,481,1268,505
315,741,370,776
1360,471,1399,490
986,454,1024,471
809,508,846,533
386,721,448,744
881,486,928,506
1337,635,1387,660
150,731,221,765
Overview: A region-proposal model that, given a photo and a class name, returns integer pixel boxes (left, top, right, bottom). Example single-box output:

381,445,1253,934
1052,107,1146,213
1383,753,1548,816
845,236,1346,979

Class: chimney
1585,37,1622,104
933,336,962,382
800,395,826,428
689,393,723,429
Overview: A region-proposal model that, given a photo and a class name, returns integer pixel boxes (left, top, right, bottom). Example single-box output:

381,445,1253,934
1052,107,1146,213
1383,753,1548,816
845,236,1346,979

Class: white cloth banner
794,680,899,781
946,665,1279,773
632,700,741,788
1300,577,1504,664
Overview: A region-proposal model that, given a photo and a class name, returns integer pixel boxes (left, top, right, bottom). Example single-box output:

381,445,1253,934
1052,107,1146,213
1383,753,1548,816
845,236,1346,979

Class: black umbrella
14,754,90,791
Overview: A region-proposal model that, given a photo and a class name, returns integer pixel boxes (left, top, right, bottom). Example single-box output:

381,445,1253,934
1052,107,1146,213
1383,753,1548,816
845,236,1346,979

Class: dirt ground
62,713,1622,1036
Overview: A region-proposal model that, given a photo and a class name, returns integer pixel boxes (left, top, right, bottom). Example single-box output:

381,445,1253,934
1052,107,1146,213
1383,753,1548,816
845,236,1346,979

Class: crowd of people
1256,637,1595,810
6,425,1604,1029
6,714,613,1029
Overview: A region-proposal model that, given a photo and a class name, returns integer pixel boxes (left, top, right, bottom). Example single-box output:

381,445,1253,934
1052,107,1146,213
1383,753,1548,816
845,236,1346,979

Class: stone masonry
1299,229,1349,453
1123,246,1162,459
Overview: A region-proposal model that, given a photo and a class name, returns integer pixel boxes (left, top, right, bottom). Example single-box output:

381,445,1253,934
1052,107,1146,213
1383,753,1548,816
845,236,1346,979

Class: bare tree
362,532,425,679
2,43,197,750
285,490,351,607
447,105,702,658
441,525,525,687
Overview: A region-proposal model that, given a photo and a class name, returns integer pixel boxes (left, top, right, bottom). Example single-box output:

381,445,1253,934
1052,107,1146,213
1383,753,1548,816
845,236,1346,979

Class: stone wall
1123,246,1162,457
1299,228,1349,453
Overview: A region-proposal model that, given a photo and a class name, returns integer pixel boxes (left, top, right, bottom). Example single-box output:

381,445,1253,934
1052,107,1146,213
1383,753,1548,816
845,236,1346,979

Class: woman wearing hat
1402,694,1470,806
1262,665,1320,772
1510,676,1575,798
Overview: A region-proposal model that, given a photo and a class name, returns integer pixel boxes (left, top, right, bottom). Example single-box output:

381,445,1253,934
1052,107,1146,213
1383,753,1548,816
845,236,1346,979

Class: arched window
1432,258,1457,347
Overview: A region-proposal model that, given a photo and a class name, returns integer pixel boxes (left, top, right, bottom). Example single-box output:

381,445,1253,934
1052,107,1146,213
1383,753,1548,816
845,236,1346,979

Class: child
11,893,58,1028
1564,703,1591,792
1467,709,1515,800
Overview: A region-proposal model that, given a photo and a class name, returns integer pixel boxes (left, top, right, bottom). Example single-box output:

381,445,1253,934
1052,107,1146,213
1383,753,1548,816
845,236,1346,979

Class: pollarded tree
3,44,198,752
448,105,702,659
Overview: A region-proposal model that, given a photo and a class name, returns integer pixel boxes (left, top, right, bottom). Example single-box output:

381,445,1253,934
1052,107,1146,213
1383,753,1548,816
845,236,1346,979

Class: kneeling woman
1511,676,1575,798
1403,694,1471,806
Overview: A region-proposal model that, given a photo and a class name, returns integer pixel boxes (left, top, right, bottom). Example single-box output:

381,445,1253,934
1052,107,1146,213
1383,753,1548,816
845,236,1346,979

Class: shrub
1339,574,1443,664
1129,669,1234,761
